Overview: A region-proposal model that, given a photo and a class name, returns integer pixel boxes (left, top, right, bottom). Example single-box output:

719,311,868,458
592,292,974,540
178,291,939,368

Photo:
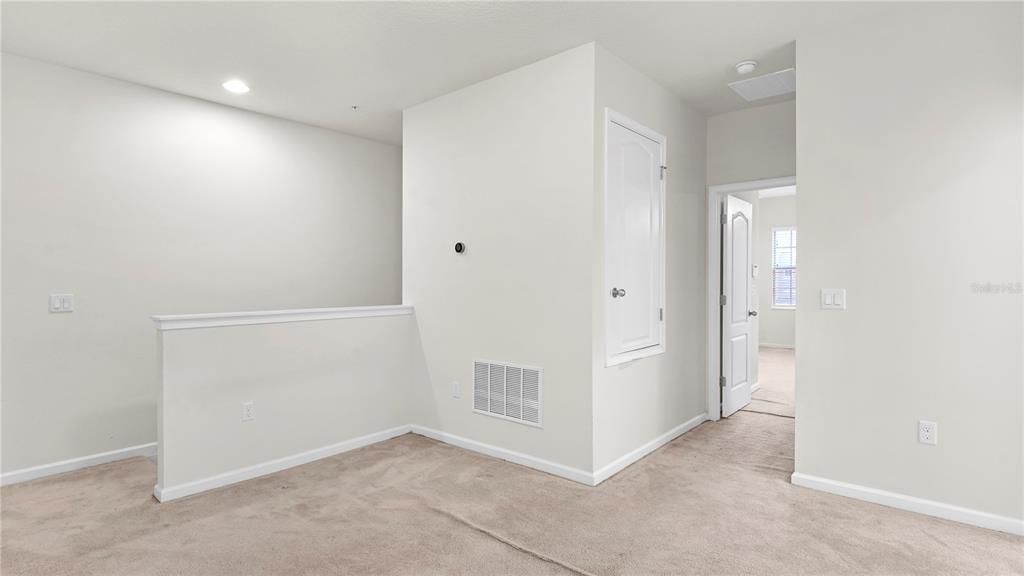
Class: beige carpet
3,412,1021,576
745,347,795,418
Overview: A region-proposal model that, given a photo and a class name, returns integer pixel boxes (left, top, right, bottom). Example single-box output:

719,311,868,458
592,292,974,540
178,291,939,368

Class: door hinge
719,375,726,388
720,212,727,225
720,294,727,306
660,165,668,180
659,307,664,321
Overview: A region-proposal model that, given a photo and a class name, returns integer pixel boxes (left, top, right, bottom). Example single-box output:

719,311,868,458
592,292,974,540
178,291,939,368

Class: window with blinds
772,227,797,307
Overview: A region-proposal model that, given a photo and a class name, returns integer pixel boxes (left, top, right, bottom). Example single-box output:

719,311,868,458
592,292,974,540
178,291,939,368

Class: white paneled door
721,195,754,417
605,111,665,366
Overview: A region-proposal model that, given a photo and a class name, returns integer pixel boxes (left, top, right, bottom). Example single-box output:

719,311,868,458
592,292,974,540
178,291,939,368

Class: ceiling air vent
728,68,796,102
473,360,542,427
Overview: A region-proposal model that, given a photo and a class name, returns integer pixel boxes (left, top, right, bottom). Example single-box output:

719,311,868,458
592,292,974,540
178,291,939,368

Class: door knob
611,287,627,298
748,310,758,317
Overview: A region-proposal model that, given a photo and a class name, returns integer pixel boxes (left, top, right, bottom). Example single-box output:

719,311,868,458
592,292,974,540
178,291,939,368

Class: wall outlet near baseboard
918,420,937,445
242,401,255,422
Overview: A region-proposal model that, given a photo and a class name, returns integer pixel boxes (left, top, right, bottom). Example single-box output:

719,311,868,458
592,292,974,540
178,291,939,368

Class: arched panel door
605,112,665,366
721,195,754,416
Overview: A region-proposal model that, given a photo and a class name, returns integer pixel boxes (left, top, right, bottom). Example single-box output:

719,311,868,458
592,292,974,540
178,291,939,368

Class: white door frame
705,176,795,420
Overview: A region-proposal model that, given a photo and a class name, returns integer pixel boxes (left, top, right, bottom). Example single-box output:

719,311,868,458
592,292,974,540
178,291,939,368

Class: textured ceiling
1,2,840,144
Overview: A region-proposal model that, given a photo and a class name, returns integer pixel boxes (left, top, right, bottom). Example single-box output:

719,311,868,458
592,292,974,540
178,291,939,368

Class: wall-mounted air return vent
473,360,542,427
728,68,796,102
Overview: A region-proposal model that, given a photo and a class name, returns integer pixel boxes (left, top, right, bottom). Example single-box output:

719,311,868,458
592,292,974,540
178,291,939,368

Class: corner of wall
590,45,709,473
402,42,600,475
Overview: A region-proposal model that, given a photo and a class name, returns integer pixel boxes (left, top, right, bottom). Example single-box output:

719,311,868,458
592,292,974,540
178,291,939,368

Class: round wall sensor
735,60,758,75
454,242,466,254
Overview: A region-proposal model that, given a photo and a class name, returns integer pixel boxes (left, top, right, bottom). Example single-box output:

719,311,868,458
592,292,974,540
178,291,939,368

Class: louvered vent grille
473,361,542,426
728,68,796,102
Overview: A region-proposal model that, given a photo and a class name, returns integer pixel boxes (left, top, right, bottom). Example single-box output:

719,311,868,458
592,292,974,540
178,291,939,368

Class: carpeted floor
745,347,795,418
3,412,1021,575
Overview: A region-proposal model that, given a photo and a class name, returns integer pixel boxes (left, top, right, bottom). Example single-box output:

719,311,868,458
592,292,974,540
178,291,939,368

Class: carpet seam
740,408,795,419
750,398,789,406
428,506,597,576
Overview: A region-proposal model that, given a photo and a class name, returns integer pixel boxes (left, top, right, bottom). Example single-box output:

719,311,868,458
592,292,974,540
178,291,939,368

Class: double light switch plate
821,288,846,310
49,294,75,313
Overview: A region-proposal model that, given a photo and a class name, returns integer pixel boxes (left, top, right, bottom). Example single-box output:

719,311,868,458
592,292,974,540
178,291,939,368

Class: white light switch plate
49,294,74,313
821,288,846,310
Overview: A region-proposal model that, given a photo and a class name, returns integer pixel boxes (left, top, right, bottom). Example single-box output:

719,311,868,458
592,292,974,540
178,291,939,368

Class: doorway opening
706,177,796,421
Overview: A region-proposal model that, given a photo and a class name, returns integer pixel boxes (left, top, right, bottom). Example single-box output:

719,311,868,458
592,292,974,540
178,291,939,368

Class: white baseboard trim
409,425,595,485
759,343,795,350
13,419,711,499
153,425,411,502
592,413,708,485
791,472,1024,536
750,381,761,394
1,442,157,487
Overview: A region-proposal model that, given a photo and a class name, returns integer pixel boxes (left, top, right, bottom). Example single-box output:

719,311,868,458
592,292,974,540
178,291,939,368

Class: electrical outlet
452,380,461,399
242,401,255,422
918,420,937,445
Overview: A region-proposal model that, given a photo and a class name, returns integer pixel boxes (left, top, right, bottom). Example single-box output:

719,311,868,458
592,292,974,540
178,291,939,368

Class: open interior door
721,195,754,417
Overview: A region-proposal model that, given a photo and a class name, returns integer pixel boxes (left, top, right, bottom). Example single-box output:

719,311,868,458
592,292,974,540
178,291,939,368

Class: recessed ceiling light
735,60,758,75
222,79,250,94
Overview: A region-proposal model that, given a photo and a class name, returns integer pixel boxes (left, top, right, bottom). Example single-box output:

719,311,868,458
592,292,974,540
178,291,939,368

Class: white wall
757,195,795,348
2,54,403,474
591,44,708,471
404,43,710,476
707,100,795,186
795,3,1022,521
156,311,415,499
403,45,597,472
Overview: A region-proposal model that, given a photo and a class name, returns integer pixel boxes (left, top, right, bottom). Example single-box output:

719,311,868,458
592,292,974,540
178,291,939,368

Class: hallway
745,347,795,418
